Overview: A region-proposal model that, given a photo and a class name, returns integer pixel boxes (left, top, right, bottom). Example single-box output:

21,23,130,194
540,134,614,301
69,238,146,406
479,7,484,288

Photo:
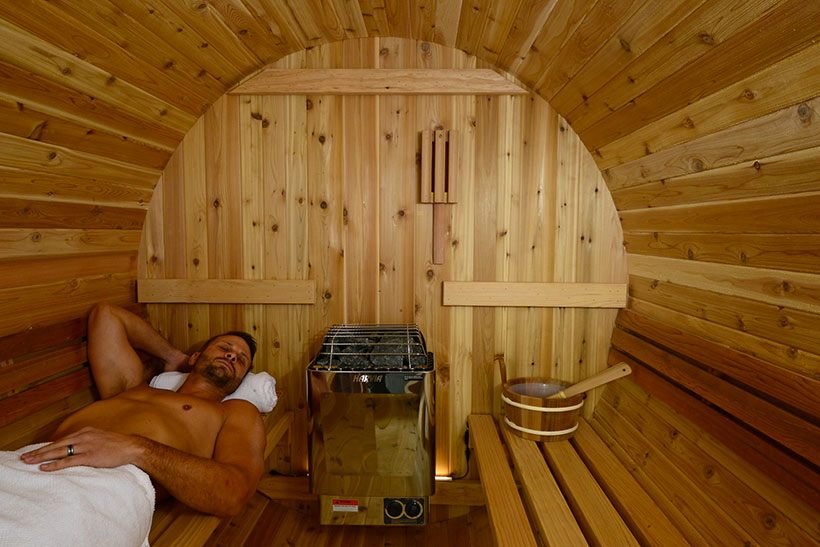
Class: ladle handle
547,362,632,399
494,355,508,386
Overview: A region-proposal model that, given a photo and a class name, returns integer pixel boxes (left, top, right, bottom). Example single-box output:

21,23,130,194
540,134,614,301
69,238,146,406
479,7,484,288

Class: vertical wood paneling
140,38,625,477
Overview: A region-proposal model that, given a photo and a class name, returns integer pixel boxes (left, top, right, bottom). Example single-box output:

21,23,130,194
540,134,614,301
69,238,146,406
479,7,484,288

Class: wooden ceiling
1,0,817,183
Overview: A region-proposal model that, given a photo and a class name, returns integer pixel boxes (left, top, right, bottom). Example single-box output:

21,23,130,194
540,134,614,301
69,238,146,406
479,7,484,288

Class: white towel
0,443,155,547
150,371,278,413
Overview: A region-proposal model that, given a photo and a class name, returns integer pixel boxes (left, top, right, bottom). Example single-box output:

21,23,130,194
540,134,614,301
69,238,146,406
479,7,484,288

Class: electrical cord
450,424,471,480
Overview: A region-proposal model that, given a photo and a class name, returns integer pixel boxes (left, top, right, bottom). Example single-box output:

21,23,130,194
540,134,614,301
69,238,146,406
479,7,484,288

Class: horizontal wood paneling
619,193,820,234
566,0,782,135
628,254,820,315
0,197,145,230
0,229,142,259
0,133,160,189
616,307,820,417
594,378,820,544
612,146,820,211
0,97,171,171
0,251,136,289
0,272,135,337
0,168,153,208
603,97,820,189
623,232,820,274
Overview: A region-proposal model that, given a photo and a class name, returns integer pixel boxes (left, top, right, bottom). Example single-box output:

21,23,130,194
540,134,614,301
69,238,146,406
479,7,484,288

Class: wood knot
426,269,434,280
306,99,313,110
30,232,41,242
421,42,430,52
213,199,220,208
318,135,326,144
397,209,405,217
271,224,278,232
251,111,262,121
379,48,389,56
699,32,714,45
273,341,280,348
753,160,761,170
797,102,812,121
262,118,269,128
320,200,327,209
193,258,200,266
323,290,332,300
619,38,631,52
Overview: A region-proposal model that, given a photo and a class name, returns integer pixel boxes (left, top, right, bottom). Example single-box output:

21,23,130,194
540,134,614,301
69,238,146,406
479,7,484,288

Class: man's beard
196,355,239,391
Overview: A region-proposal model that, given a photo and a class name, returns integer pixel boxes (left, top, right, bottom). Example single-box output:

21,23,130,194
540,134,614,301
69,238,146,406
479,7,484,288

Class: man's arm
21,401,266,517
88,303,188,398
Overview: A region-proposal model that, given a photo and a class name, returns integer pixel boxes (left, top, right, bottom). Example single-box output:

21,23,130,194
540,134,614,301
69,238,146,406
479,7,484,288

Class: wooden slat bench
469,376,820,547
0,308,295,547
469,413,686,547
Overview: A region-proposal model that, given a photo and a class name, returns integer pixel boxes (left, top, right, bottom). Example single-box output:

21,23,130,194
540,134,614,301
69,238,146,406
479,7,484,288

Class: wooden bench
0,307,295,547
469,373,820,547
469,414,686,547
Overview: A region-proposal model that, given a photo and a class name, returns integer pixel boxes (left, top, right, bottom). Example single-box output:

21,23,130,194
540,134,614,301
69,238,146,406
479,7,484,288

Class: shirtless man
20,303,266,517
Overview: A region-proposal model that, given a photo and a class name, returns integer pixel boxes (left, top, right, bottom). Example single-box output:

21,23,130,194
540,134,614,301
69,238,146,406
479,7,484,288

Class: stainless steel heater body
307,324,435,525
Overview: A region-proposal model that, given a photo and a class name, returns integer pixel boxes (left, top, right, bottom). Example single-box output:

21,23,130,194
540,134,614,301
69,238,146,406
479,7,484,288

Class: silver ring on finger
67,444,74,457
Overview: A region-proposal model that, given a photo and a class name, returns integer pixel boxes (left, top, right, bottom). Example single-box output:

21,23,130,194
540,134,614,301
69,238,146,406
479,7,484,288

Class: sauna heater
307,324,435,526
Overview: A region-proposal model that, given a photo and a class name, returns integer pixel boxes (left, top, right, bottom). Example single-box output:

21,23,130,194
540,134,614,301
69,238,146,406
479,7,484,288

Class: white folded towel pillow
150,371,278,413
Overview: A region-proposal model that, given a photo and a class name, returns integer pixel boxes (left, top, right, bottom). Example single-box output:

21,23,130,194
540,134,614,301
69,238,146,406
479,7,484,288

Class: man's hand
163,351,192,373
20,427,145,471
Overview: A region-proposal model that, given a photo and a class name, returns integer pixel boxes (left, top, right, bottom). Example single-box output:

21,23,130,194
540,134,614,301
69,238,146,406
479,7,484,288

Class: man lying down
0,303,267,547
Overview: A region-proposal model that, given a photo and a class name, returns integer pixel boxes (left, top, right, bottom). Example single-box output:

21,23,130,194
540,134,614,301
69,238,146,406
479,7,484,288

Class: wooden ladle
546,362,632,399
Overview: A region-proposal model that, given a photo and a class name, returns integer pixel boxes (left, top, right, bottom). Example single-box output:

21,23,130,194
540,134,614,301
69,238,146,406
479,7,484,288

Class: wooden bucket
496,356,584,442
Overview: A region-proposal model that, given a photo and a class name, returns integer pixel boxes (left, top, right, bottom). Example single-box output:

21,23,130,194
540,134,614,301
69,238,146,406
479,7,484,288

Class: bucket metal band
504,417,579,437
501,393,584,413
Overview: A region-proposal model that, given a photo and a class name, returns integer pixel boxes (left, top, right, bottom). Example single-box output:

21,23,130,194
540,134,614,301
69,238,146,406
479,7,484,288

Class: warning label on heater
331,499,359,512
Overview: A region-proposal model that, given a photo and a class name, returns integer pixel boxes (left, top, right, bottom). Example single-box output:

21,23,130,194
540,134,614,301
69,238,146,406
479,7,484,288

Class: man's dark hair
200,331,257,364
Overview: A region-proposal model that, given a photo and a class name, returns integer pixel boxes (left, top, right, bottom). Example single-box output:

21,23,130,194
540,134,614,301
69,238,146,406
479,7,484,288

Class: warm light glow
434,475,453,482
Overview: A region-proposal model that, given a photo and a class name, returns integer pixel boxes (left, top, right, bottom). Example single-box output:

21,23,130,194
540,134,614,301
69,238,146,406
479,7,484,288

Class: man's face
191,335,252,394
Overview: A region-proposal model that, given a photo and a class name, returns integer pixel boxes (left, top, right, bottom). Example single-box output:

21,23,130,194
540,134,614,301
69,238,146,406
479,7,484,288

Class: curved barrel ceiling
1,0,819,384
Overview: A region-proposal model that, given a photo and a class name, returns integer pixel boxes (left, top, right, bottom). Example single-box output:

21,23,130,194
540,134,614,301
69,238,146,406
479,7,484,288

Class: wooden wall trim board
231,68,528,95
442,281,627,307
137,279,316,305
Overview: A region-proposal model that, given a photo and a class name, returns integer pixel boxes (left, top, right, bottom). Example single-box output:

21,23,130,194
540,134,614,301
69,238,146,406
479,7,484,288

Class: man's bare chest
56,387,226,458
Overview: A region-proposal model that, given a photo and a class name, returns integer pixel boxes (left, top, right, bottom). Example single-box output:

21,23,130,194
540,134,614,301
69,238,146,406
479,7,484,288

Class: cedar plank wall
141,38,625,475
0,0,817,520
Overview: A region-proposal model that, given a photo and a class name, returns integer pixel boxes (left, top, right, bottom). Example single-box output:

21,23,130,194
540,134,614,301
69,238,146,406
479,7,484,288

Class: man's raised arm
88,303,188,398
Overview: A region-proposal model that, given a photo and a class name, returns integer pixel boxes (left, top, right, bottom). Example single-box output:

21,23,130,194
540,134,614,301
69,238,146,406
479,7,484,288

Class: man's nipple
182,404,192,411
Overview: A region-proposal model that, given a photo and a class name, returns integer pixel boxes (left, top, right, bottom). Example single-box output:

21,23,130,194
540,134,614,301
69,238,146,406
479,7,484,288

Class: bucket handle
494,354,508,385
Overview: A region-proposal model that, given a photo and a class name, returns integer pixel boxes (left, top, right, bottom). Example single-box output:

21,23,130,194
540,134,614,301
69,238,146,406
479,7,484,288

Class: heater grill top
309,324,431,371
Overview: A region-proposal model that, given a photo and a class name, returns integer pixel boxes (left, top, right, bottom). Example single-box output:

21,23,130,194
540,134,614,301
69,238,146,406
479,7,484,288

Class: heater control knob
404,499,423,519
385,500,404,519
